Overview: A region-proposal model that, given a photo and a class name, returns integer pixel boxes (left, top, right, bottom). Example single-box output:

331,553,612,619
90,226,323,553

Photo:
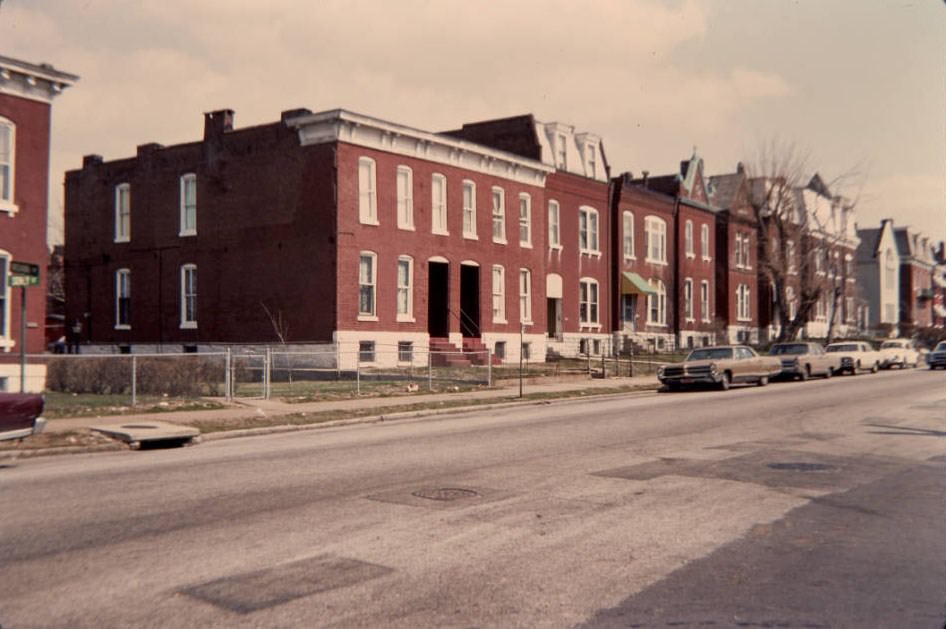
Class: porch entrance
459,264,480,338
428,261,449,338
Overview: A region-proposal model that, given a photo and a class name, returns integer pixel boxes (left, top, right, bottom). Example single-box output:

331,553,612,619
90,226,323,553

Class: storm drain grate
181,554,393,614
411,487,480,501
768,462,836,472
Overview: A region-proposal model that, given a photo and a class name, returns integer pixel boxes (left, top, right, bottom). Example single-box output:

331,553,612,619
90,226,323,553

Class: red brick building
0,54,76,390
65,108,571,366
443,116,612,357
709,164,760,344
894,226,936,331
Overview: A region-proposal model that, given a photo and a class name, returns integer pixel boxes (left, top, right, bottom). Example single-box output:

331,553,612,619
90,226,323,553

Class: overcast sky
2,0,943,246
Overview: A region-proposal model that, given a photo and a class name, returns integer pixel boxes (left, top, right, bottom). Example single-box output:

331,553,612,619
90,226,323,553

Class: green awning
621,271,656,295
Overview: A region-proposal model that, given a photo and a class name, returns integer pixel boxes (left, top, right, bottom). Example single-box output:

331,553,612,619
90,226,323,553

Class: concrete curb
1,384,662,459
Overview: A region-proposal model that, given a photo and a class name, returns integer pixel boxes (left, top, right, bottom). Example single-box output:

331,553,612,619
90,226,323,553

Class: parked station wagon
769,342,840,380
658,345,782,391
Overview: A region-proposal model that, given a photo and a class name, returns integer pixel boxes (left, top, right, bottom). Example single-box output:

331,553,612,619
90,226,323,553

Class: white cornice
287,109,553,187
0,55,77,104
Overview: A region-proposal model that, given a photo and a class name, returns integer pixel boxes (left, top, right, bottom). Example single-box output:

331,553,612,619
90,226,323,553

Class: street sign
9,275,39,287
10,261,40,277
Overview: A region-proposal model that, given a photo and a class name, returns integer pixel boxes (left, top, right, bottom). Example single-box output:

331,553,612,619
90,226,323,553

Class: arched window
645,216,667,263
622,211,635,259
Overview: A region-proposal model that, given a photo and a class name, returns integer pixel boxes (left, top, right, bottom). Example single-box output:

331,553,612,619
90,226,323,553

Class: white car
878,339,920,369
825,341,882,375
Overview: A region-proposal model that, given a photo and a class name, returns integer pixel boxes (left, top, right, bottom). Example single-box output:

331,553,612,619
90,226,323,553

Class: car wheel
719,372,731,391
870,362,879,374
758,375,769,387
824,367,833,379
799,366,809,381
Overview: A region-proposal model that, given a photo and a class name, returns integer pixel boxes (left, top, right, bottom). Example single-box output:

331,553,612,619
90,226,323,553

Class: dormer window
557,134,567,169
586,145,596,178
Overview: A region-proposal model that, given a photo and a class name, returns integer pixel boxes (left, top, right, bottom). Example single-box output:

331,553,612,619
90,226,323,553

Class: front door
622,295,638,332
459,265,480,338
428,261,449,338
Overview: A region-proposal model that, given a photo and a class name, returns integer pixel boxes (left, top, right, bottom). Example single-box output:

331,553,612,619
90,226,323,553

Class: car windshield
826,344,857,352
881,341,904,349
770,344,808,355
936,342,946,352
687,348,733,361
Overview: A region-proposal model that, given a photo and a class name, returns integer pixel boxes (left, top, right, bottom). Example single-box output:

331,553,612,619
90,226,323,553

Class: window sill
519,242,532,249
579,324,602,331
624,255,636,262
396,315,416,323
179,230,197,237
114,237,130,244
398,224,416,232
463,233,479,240
114,324,131,330
492,238,508,245
357,315,379,322
580,250,602,258
686,253,695,260
685,318,695,323
180,322,197,329
549,244,563,252
645,258,668,266
432,229,450,237
702,257,712,263
0,202,19,216
646,322,668,328
493,318,508,325
359,219,380,227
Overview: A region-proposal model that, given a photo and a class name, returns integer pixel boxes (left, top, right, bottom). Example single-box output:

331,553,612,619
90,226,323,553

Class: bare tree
747,141,861,343
261,302,293,390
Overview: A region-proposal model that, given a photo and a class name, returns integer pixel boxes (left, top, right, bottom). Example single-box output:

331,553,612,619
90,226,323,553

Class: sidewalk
44,374,662,435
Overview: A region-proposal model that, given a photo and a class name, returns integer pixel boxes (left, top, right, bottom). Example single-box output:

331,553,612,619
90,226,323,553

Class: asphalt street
1,368,943,628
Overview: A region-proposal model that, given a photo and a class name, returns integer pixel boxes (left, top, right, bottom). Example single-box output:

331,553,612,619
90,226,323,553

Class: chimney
204,109,234,141
82,154,103,168
736,161,745,175
641,170,649,188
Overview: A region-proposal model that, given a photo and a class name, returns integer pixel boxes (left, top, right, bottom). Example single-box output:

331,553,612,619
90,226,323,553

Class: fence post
487,348,492,387
131,355,137,407
265,346,272,400
356,349,361,396
225,348,232,401
428,348,433,392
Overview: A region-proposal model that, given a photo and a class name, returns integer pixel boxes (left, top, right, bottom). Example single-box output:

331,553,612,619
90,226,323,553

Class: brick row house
0,54,75,390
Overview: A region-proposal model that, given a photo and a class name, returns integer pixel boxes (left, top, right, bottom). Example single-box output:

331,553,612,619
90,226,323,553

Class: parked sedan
928,341,946,369
769,342,840,380
0,393,46,442
878,339,920,369
825,341,882,375
658,345,782,391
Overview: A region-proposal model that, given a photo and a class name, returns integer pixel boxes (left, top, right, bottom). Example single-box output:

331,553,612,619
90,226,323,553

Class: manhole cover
120,424,158,430
768,462,836,472
411,488,480,501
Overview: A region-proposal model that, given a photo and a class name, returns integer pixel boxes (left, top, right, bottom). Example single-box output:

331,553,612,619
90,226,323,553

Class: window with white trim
396,256,413,321
519,268,532,323
700,280,710,322
586,144,597,178
180,264,197,328
579,206,599,254
115,183,131,242
701,224,710,260
685,220,694,257
0,253,8,342
647,279,667,325
0,118,14,212
623,211,635,259
787,286,797,320
179,173,197,236
684,278,693,320
115,268,131,329
737,284,751,321
491,265,506,322
398,341,413,363
734,234,743,268
557,133,567,169
787,239,796,274
518,193,531,247
431,173,447,235
548,199,561,248
359,252,377,318
491,187,506,243
396,165,414,230
645,216,667,263
579,278,599,326
358,157,377,224
463,180,477,238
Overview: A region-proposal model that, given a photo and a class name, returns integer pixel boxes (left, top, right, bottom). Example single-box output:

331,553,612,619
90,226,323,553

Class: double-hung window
645,216,667,263
685,220,694,258
623,211,635,259
397,256,413,321
358,157,377,224
519,268,532,323
359,252,377,319
0,254,8,341
548,200,561,248
701,224,710,260
431,174,447,235
491,265,506,322
491,187,506,243
684,278,694,320
700,280,710,322
179,173,197,236
115,183,131,242
115,269,131,329
579,279,599,326
737,284,751,321
518,193,531,247
647,279,667,325
396,166,414,230
579,206,599,254
180,264,197,328
463,180,477,238
0,118,14,213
